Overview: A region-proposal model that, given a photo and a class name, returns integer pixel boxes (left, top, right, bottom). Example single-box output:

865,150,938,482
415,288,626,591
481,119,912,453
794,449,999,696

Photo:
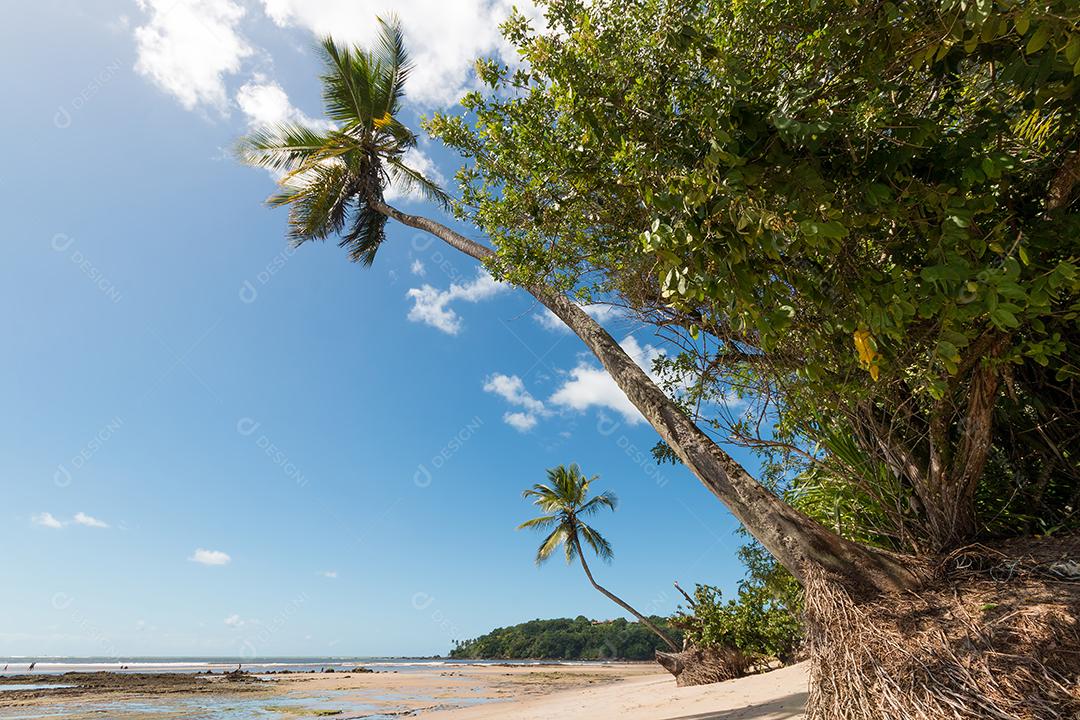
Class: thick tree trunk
572,536,678,652
371,200,924,595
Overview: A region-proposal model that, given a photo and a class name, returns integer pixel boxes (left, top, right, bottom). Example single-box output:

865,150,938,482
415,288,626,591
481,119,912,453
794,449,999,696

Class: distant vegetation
449,616,683,661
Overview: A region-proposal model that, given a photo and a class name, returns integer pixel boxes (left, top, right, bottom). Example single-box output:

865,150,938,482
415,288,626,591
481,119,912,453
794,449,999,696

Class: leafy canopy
430,0,1080,550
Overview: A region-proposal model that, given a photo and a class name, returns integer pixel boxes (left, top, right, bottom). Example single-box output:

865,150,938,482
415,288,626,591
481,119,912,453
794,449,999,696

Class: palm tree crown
236,16,448,265
518,464,618,565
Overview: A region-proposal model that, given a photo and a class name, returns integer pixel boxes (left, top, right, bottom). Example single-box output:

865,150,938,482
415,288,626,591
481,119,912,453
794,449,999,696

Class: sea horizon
0,655,626,676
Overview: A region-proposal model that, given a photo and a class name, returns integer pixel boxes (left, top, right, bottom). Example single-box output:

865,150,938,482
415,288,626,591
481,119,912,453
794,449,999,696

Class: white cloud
190,548,232,566
406,270,508,335
503,411,538,432
533,304,622,332
320,570,338,579
410,259,426,277
224,614,245,627
257,0,541,106
483,374,546,415
134,0,254,113
73,512,109,529
32,512,63,529
235,76,330,131
482,336,665,430
548,336,663,424
483,373,550,432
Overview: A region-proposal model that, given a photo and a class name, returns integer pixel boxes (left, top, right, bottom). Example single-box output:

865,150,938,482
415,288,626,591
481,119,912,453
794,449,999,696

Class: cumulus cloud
548,336,663,424
190,548,232,566
73,512,109,529
235,76,331,130
410,259,426,277
257,0,541,106
483,374,547,415
134,0,253,113
483,336,666,430
32,512,63,529
483,373,551,431
406,270,508,335
224,613,245,627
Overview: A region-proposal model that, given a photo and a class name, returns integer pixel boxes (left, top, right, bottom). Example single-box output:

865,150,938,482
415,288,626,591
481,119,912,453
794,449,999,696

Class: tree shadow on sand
662,691,808,720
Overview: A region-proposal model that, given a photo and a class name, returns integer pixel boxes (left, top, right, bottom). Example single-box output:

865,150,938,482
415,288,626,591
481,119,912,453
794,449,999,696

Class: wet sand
0,661,808,719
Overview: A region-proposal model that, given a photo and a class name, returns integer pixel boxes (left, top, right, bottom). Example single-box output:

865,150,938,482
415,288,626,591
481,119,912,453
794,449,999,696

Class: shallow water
0,685,74,692
0,685,495,719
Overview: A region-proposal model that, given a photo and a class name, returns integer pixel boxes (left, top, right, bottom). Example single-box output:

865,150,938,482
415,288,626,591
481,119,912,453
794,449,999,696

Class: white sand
424,662,809,720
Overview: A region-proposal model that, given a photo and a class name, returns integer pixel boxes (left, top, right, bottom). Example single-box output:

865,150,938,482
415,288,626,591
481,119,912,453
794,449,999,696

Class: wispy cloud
190,548,232,566
32,512,63,529
502,411,538,432
73,512,110,529
319,570,338,579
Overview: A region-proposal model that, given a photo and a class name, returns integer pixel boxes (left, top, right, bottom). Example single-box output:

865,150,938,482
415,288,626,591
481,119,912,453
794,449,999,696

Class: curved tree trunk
571,536,678,652
370,200,924,595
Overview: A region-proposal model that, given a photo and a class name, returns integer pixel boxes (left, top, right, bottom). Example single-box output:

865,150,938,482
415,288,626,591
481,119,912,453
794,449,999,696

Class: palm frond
236,123,333,174
578,490,618,516
517,514,559,531
385,157,451,209
372,15,411,120
338,203,387,265
270,163,355,243
535,525,570,565
318,37,375,126
578,522,614,562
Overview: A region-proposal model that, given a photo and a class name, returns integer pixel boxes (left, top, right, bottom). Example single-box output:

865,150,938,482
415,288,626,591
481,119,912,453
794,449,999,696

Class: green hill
449,616,682,660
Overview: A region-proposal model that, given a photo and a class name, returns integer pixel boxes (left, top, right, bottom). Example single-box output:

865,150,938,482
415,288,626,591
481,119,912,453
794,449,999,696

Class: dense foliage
449,616,683,660
430,0,1080,554
673,536,804,664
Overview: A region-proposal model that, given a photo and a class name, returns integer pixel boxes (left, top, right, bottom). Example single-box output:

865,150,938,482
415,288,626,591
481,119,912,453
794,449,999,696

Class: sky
0,0,760,658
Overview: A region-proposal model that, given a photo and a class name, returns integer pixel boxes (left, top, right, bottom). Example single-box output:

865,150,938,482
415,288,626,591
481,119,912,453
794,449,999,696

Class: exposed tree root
805,534,1080,719
656,645,752,687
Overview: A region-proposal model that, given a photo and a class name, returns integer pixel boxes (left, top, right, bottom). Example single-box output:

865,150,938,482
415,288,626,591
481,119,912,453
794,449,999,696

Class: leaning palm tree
237,17,918,600
518,464,678,652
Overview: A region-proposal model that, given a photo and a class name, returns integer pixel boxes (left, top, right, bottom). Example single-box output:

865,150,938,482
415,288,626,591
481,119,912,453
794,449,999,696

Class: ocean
0,655,607,675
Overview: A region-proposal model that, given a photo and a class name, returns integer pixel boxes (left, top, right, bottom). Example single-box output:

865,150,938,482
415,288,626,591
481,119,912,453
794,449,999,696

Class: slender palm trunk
370,200,924,595
572,536,679,652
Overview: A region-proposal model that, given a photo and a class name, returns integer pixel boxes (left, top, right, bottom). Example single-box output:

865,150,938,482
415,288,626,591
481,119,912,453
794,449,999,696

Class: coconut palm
519,464,678,652
237,16,448,266
237,18,919,597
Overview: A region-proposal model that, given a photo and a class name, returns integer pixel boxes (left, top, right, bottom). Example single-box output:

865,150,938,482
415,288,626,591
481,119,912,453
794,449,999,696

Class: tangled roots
805,535,1080,720
656,645,752,687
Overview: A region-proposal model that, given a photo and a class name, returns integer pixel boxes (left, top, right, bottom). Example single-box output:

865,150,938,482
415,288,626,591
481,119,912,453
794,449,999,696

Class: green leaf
1026,24,1051,55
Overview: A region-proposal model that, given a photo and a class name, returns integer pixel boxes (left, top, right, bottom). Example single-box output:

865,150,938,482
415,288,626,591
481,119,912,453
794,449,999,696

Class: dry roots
805,535,1080,720
655,645,752,687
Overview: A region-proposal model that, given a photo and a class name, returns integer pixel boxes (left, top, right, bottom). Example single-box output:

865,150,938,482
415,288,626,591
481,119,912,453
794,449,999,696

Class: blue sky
1,0,758,658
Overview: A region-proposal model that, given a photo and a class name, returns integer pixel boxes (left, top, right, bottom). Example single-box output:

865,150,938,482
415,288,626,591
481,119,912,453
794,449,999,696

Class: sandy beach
0,662,808,719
